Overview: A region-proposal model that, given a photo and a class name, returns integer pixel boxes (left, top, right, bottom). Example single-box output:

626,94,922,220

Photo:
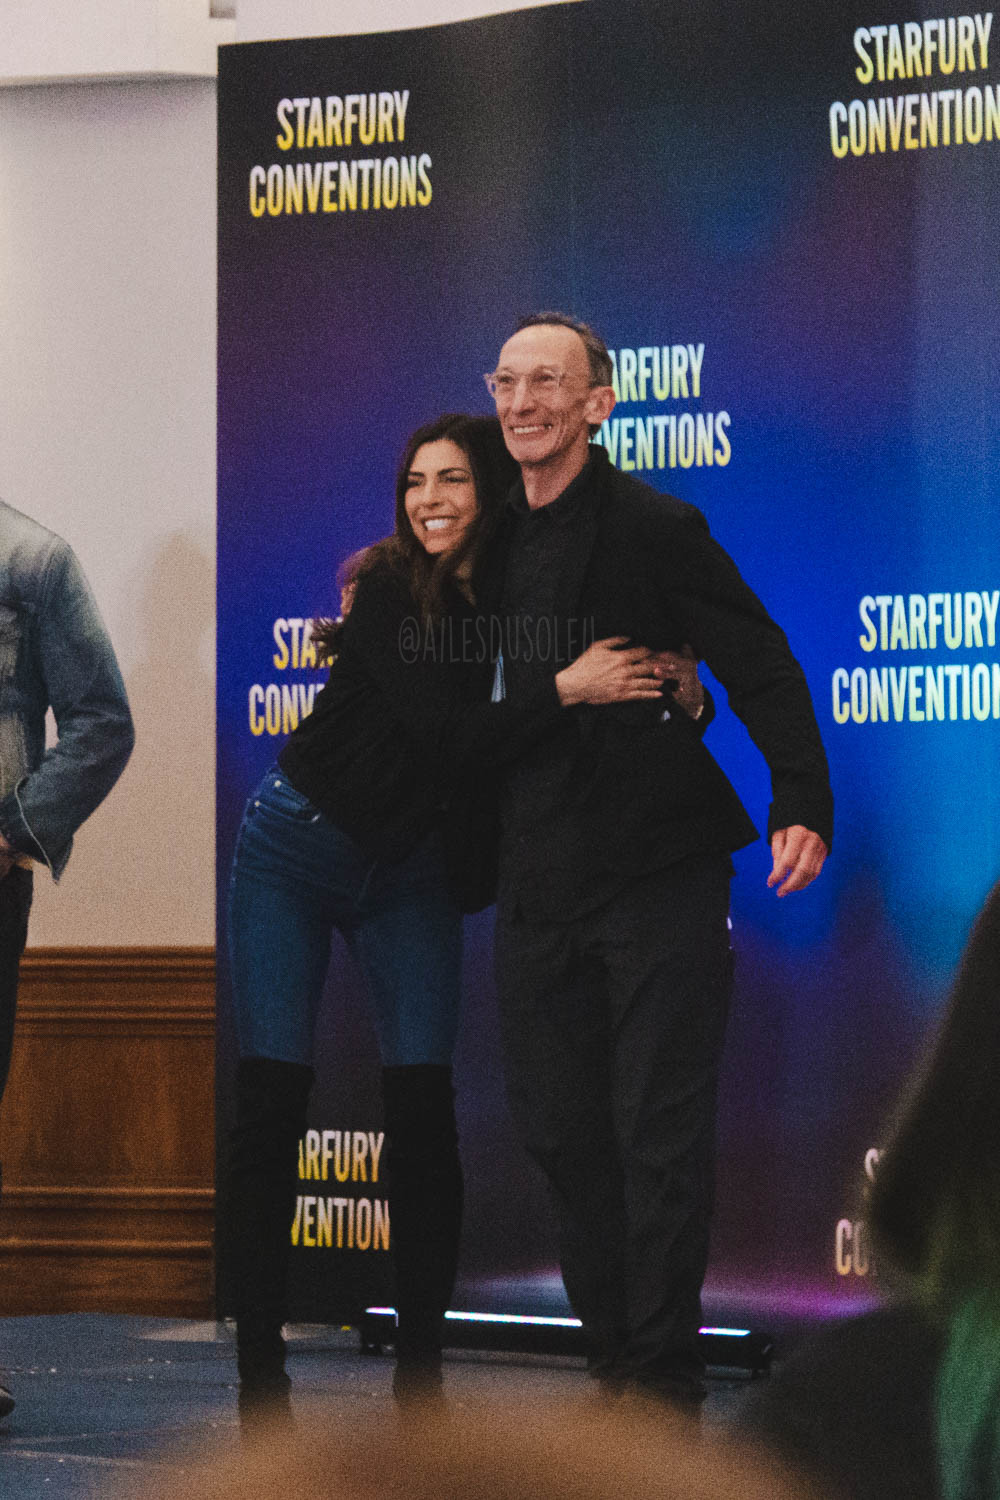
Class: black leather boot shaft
382,1063,464,1370
225,1056,313,1386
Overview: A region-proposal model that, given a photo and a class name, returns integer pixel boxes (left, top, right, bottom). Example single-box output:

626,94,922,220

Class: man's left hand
650,644,704,719
768,825,828,897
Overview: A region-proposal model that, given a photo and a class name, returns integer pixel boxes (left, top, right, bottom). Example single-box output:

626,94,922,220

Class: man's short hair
516,311,613,388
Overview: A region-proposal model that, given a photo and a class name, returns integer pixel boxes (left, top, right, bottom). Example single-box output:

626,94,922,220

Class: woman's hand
556,637,665,707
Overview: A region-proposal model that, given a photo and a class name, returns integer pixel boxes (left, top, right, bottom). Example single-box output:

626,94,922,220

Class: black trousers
0,868,33,1107
495,854,733,1385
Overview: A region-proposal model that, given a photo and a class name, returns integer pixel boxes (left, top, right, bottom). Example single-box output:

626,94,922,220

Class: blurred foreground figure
145,1396,825,1500
743,881,1000,1500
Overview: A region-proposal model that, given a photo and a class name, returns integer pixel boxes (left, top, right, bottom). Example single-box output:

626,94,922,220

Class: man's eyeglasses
483,368,567,400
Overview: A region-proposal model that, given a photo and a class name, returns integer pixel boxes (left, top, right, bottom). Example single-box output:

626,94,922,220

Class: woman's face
403,438,479,556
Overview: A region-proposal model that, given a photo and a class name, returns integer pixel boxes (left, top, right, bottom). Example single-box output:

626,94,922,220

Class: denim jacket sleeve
0,540,135,879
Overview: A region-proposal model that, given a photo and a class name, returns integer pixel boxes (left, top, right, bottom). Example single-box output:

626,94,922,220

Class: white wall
4,0,234,83
0,79,217,945
0,0,571,947
237,0,573,42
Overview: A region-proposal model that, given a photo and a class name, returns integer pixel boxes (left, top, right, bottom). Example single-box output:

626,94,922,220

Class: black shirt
499,455,658,919
278,561,562,867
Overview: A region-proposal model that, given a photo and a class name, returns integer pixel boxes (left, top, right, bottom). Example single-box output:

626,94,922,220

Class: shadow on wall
29,531,215,948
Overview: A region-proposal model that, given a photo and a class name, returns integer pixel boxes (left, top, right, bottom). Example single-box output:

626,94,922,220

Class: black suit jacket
483,447,833,884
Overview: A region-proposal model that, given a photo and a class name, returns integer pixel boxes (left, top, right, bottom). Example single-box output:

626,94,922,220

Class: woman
742,880,1000,1500
225,414,673,1424
869,879,1000,1500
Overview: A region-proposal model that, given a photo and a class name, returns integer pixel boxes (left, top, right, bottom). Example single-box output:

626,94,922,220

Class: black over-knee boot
225,1056,313,1425
381,1064,464,1404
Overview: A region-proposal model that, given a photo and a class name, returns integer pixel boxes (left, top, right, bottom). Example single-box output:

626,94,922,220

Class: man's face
490,324,612,471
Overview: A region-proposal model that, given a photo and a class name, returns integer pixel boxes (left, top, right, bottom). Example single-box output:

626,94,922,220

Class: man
484,313,831,1404
0,500,135,1416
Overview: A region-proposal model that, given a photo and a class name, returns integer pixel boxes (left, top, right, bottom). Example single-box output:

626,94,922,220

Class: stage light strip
444,1311,580,1327
365,1307,751,1338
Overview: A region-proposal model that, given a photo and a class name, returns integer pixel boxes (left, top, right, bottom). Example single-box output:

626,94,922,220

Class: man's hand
0,831,15,881
651,644,704,719
768,825,828,897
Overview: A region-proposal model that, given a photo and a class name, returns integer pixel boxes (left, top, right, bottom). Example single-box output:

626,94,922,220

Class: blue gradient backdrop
218,1,1000,1326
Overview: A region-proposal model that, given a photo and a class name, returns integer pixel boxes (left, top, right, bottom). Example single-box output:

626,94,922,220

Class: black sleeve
339,565,563,781
660,512,834,848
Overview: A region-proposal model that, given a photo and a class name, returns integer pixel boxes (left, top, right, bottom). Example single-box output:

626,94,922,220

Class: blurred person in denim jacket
0,498,134,1417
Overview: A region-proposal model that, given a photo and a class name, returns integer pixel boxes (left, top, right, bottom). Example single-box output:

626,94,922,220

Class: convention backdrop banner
217,1,1000,1326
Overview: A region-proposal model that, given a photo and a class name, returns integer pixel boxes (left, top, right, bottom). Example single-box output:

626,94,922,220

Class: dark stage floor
0,1315,756,1498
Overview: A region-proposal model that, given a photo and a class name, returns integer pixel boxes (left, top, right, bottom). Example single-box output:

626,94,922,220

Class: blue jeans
227,769,462,1069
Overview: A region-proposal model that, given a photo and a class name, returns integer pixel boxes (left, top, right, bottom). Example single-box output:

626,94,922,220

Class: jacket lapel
551,456,604,621
477,506,516,617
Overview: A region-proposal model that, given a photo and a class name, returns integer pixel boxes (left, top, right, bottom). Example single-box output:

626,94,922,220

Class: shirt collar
507,446,604,525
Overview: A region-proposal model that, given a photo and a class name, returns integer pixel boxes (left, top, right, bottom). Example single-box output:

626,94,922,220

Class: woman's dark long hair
868,881,1000,1500
312,414,517,655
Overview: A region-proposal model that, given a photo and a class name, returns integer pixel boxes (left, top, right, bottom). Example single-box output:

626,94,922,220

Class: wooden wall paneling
0,948,215,1316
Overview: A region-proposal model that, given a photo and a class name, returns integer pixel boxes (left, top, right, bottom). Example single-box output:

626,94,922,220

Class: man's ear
585,385,616,426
